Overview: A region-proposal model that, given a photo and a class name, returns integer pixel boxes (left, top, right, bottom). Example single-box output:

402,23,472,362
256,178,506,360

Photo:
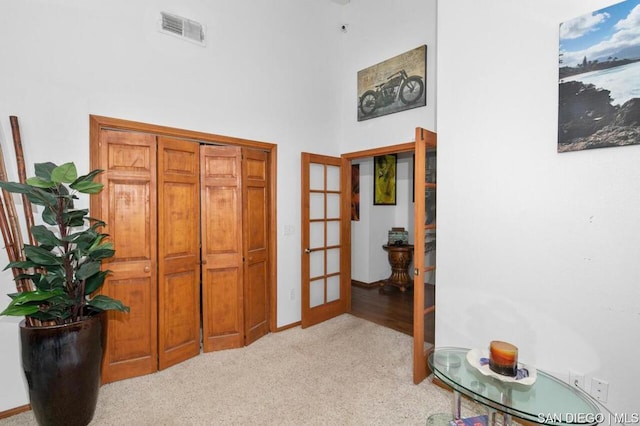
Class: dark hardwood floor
350,282,435,344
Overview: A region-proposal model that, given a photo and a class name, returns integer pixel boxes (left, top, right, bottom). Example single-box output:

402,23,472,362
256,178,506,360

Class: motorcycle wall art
357,45,426,121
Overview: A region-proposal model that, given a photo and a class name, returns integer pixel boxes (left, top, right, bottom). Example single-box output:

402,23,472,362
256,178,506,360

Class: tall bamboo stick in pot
10,116,36,247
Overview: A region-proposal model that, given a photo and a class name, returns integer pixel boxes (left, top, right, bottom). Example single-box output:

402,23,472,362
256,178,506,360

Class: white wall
0,0,344,411
437,0,640,414
337,0,438,149
0,270,26,411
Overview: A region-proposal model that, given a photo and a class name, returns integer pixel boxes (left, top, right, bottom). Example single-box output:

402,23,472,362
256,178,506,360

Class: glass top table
428,348,600,426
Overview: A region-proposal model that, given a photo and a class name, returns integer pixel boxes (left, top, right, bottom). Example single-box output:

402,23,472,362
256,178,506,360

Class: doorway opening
341,127,437,384
346,151,434,344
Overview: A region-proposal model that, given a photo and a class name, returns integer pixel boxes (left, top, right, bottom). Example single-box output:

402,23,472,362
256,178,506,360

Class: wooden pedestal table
381,244,414,292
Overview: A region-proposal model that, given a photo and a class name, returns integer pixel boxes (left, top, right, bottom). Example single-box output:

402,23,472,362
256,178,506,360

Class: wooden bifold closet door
242,149,270,345
200,146,270,351
92,120,271,384
96,129,158,384
200,145,244,351
157,137,201,370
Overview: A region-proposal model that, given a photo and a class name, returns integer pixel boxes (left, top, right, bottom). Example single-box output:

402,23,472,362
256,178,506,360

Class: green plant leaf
66,197,76,210
76,261,101,280
88,217,106,229
29,294,75,321
64,229,98,249
0,303,40,317
39,270,65,291
88,246,115,261
0,181,31,193
51,162,78,184
25,176,55,188
88,295,130,313
24,245,63,266
40,309,72,321
29,274,47,290
53,182,69,196
28,311,57,322
70,181,104,194
7,288,65,305
38,244,56,252
34,162,57,180
84,270,108,294
41,206,57,225
4,260,37,270
87,233,107,248
62,209,88,227
14,273,38,282
26,187,57,206
73,169,103,185
31,225,62,247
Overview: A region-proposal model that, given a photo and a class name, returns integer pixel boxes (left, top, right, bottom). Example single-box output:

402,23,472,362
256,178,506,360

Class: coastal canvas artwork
558,0,640,152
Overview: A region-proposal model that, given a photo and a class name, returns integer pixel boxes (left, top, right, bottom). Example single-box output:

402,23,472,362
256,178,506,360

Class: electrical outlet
289,288,295,301
569,370,585,390
591,377,609,402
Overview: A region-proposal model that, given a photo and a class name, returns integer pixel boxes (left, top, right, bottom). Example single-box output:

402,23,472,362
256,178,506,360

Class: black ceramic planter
20,313,106,426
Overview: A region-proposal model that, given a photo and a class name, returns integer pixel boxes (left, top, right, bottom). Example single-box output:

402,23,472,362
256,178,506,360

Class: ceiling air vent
159,12,205,45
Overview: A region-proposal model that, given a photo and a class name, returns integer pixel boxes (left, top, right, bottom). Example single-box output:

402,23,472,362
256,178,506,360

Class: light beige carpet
1,314,480,425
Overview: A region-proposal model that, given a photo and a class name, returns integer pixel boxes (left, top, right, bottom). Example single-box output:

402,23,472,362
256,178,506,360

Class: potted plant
0,162,129,426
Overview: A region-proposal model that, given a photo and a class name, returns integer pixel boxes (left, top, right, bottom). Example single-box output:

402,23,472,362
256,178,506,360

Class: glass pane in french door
307,164,341,309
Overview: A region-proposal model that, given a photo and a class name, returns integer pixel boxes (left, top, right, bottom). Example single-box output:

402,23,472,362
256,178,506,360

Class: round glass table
428,348,600,426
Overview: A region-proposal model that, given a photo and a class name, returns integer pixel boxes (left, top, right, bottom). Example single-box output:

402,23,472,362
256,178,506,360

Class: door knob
304,248,311,254
144,266,150,273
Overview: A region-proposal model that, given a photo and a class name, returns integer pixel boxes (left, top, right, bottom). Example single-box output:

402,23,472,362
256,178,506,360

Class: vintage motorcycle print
359,69,425,118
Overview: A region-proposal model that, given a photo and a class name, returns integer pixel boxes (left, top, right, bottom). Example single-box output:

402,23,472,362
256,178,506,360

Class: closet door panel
97,129,158,384
107,276,153,362
158,137,201,370
243,149,270,345
204,268,242,335
201,145,244,352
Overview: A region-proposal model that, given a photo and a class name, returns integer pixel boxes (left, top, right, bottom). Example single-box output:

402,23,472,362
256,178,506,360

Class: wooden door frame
89,115,278,333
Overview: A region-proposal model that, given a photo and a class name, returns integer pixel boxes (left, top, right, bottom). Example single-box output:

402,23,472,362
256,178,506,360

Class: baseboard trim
351,279,383,289
0,404,30,420
274,320,301,332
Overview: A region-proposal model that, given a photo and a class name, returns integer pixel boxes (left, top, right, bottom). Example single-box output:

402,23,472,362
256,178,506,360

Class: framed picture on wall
351,164,360,221
357,45,427,121
373,154,397,205
558,0,640,152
